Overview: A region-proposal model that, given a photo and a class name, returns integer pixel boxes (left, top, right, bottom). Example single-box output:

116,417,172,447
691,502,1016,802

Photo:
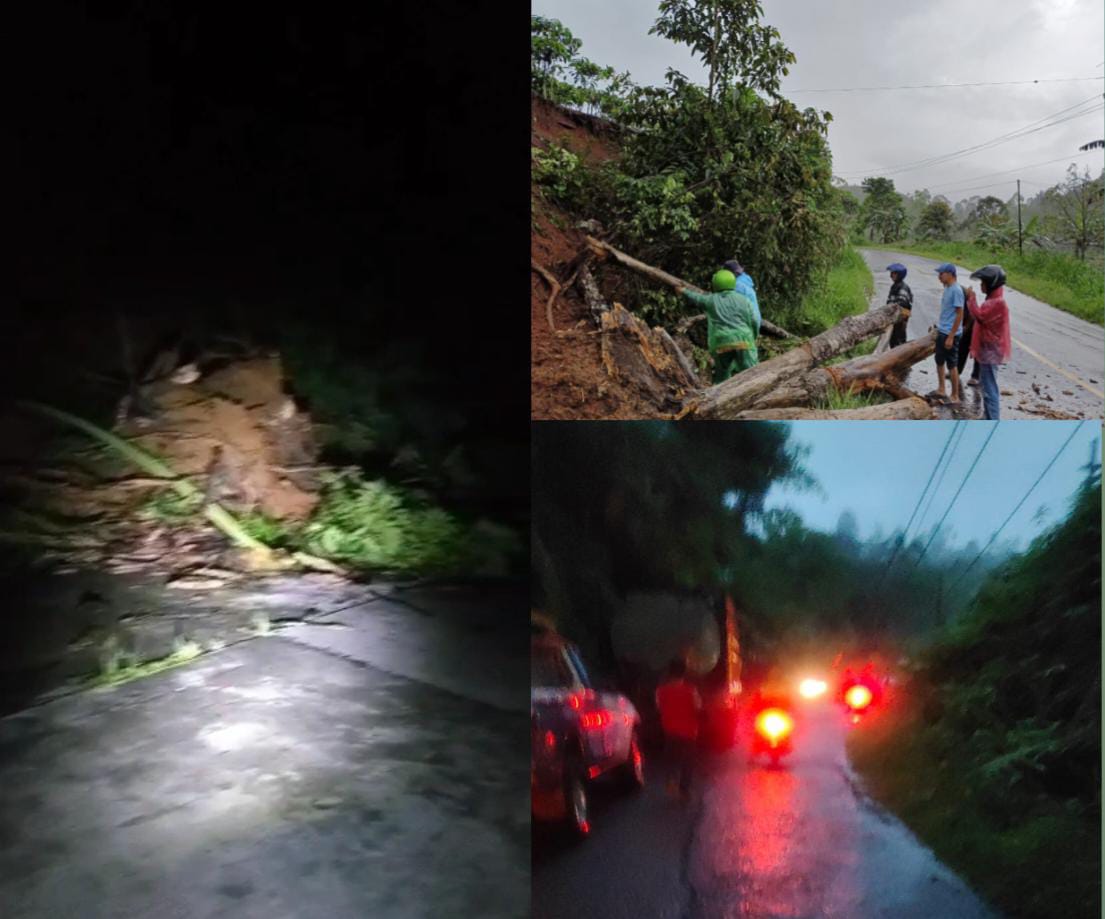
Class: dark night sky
10,2,529,424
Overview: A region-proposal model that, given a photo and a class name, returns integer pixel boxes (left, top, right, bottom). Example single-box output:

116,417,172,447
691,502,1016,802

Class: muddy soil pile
0,350,324,582
531,97,698,420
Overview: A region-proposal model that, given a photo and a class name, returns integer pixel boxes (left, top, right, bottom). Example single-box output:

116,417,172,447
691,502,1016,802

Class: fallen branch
530,259,561,333
733,397,932,420
584,235,792,339
686,302,904,419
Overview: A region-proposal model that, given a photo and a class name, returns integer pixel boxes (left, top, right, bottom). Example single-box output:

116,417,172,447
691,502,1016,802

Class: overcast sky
762,421,1100,550
534,0,1105,197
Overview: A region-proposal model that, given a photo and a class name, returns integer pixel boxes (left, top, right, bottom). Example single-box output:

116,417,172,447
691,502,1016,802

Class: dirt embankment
531,97,696,420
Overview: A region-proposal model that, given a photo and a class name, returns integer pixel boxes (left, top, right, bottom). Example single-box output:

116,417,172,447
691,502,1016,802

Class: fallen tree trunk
745,332,937,410
584,236,791,339
686,302,904,419
733,397,932,420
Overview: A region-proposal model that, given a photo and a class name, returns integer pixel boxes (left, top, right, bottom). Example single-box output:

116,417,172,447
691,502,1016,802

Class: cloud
536,0,1104,194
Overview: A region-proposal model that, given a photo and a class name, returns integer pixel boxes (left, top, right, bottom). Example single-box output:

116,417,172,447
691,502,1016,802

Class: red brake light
567,694,582,710
580,710,612,730
845,685,873,711
544,730,556,750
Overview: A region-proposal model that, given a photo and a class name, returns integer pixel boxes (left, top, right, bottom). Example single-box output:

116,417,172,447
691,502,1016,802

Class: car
531,617,644,838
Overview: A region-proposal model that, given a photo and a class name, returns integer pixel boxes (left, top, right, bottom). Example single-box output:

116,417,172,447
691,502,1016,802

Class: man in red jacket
655,656,702,801
967,265,1012,420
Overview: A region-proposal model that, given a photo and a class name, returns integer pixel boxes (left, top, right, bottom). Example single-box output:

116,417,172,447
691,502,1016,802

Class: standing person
933,263,965,404
956,285,982,388
679,269,758,384
655,656,702,802
722,258,761,335
885,263,913,348
966,265,1012,420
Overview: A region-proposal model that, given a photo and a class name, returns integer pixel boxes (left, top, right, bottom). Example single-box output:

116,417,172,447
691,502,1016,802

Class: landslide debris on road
0,348,325,582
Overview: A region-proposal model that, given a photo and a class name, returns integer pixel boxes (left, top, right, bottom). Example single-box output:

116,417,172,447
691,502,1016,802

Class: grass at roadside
848,688,1099,919
887,241,1103,326
848,479,1101,919
792,246,874,336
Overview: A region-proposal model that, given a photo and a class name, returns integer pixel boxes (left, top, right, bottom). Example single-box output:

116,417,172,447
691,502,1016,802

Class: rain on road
533,703,998,919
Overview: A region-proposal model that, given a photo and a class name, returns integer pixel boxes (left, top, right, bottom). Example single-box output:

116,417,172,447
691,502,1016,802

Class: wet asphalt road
860,249,1104,420
532,703,998,919
0,582,529,919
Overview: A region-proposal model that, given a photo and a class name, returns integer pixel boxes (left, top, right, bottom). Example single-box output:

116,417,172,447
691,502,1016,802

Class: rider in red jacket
967,265,1011,420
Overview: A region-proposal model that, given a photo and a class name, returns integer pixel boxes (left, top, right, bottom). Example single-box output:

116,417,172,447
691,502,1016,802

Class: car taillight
845,684,873,711
754,708,793,741
580,710,612,730
567,694,582,710
544,730,556,750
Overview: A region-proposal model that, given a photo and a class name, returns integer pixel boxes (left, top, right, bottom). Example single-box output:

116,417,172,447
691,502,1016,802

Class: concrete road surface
0,582,528,919
533,704,999,919
860,249,1103,420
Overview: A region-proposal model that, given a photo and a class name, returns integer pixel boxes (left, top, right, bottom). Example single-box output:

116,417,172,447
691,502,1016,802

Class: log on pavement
747,331,937,410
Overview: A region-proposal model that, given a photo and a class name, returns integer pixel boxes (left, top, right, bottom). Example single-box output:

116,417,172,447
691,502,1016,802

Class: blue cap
886,263,907,274
935,263,957,276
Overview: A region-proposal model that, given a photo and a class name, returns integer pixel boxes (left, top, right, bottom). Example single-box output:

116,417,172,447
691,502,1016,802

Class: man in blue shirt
723,259,761,335
934,263,964,404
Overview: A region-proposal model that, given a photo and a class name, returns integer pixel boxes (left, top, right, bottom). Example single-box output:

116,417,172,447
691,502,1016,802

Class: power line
838,93,1104,178
840,94,1104,176
877,422,960,589
789,76,1104,94
909,423,1001,574
925,150,1102,193
947,422,1087,593
841,100,1104,180
916,422,967,537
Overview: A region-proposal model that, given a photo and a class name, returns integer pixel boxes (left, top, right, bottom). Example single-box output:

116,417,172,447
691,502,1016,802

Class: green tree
1042,164,1105,261
964,195,1008,226
916,199,955,241
649,0,796,102
860,177,907,243
530,16,632,117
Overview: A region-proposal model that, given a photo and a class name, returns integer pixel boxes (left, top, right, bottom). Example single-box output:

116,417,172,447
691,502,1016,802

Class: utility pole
1017,179,1023,256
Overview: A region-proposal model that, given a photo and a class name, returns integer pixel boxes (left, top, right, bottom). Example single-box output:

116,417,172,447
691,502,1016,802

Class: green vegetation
94,638,204,688
848,476,1101,919
302,470,468,575
816,387,886,411
531,16,631,118
887,241,1103,325
796,246,873,337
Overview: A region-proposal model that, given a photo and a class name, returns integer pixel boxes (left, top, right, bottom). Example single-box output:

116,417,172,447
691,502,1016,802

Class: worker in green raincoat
679,269,758,384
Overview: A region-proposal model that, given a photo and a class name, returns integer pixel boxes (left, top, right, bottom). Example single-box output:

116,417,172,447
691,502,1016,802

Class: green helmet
712,269,737,292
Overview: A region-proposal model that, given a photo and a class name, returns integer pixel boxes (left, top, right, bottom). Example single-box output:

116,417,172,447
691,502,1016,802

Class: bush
301,471,464,574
